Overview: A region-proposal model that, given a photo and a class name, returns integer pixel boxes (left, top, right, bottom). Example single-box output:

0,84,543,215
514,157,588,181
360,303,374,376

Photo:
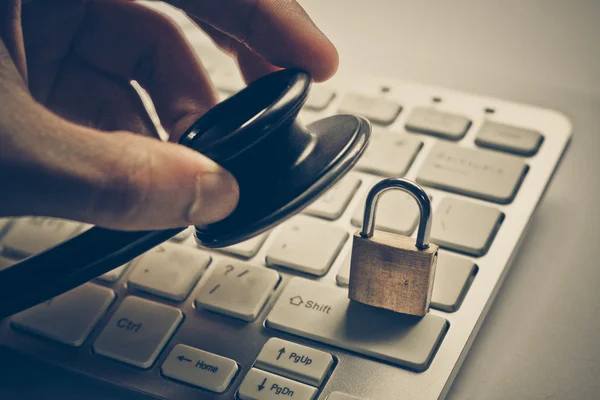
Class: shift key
266,278,448,372
417,142,528,204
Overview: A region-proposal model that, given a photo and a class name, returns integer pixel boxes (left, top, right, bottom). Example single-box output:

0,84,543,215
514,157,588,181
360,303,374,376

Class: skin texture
0,0,338,230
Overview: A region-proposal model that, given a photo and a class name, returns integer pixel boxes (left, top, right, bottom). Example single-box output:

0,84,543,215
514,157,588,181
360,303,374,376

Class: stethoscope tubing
0,227,184,319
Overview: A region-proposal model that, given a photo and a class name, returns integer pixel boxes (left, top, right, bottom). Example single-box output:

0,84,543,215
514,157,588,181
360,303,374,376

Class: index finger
165,0,339,81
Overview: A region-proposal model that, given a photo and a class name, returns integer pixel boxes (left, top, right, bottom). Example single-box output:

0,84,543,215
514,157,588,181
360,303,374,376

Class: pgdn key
238,368,317,400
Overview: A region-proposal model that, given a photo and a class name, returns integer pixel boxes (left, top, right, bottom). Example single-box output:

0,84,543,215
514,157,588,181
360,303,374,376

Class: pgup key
255,338,333,386
348,178,439,316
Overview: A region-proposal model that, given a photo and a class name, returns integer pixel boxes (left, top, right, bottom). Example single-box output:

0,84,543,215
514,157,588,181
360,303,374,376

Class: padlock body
348,229,438,316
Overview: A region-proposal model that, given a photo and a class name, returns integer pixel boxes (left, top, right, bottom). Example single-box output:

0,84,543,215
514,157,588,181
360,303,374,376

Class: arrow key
238,368,317,400
255,338,333,386
161,344,238,393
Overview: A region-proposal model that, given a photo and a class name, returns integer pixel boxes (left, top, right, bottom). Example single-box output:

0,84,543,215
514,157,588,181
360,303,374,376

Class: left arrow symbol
178,355,192,362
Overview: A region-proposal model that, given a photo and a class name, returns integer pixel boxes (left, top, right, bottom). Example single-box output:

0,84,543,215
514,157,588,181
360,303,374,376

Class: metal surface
1,1,599,399
359,178,432,250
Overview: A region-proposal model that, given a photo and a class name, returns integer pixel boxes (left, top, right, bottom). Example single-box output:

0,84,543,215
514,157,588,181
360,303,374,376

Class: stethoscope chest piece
0,68,371,319
179,68,371,247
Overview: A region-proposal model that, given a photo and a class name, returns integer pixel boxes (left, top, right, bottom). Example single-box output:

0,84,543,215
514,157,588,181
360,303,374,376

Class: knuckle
146,7,186,41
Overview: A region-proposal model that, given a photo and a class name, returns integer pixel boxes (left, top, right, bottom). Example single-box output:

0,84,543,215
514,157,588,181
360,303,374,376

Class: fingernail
188,170,239,225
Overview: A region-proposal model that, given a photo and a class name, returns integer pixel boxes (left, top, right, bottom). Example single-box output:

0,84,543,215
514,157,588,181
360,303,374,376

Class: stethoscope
0,68,371,319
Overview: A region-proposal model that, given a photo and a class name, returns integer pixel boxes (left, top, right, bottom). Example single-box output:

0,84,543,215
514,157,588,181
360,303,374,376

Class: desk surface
1,1,599,399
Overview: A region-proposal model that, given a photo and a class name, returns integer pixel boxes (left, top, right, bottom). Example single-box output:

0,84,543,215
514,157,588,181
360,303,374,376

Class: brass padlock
348,177,439,316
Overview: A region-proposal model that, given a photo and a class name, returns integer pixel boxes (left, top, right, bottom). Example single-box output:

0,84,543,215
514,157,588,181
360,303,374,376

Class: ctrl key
238,368,317,400
93,296,183,369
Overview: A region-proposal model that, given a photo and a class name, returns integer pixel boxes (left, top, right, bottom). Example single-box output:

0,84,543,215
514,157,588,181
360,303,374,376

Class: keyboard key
405,107,471,140
0,255,15,271
354,129,422,176
238,368,317,400
171,226,192,243
266,277,448,371
326,393,367,400
128,243,211,301
266,215,348,276
0,218,10,234
11,283,115,347
351,190,421,236
432,197,503,256
93,296,183,369
161,344,239,393
0,217,81,258
211,67,245,93
431,253,477,312
97,264,129,283
217,90,233,102
304,175,361,220
335,253,351,287
304,85,336,111
416,142,528,204
337,93,401,125
78,223,93,233
255,338,334,386
299,107,322,123
218,232,270,258
189,43,231,75
475,120,544,156
195,259,280,321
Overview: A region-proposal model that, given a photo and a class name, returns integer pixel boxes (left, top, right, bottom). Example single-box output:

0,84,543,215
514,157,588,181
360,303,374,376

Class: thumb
1,102,239,231
78,129,240,231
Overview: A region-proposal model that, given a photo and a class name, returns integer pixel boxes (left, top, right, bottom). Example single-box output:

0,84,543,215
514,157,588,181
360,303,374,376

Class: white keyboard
0,4,572,400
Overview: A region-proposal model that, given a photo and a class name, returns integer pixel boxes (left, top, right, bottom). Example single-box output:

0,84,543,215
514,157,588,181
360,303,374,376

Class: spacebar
265,277,448,372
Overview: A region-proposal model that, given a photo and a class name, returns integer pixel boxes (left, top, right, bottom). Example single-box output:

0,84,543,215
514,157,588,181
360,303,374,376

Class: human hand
0,0,338,230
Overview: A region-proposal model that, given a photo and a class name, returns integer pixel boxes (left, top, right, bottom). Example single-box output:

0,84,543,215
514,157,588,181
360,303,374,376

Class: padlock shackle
360,178,432,250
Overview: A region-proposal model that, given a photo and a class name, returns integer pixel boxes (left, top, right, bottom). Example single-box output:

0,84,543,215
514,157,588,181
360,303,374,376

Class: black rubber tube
0,227,183,319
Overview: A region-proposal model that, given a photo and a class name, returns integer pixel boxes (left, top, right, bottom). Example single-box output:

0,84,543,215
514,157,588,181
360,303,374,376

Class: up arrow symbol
276,347,286,360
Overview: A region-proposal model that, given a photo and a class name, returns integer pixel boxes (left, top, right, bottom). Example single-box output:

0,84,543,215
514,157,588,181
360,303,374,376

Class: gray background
1,1,599,399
